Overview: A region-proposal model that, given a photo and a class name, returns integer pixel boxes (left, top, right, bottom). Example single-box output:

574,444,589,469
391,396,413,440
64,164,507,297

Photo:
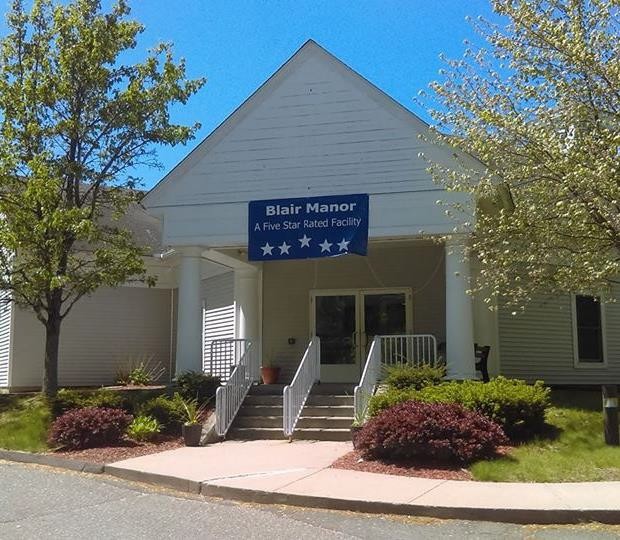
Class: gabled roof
143,39,469,207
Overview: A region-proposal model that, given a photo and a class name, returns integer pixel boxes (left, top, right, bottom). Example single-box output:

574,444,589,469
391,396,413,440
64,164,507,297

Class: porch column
234,267,259,341
175,246,203,375
445,237,476,379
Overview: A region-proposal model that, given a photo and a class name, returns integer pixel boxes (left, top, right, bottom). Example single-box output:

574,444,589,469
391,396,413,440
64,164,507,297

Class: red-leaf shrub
48,407,133,449
356,401,507,464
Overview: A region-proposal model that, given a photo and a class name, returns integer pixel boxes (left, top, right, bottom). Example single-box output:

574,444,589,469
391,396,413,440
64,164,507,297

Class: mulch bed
50,434,184,464
332,450,474,481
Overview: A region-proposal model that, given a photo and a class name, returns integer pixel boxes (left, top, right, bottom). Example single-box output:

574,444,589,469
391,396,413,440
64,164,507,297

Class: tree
0,0,205,396
424,0,619,306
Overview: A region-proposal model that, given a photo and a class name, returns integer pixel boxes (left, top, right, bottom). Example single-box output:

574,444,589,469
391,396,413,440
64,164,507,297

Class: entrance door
310,289,412,383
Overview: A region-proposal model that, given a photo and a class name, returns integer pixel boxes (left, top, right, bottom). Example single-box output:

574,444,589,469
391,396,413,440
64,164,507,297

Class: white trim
571,294,607,368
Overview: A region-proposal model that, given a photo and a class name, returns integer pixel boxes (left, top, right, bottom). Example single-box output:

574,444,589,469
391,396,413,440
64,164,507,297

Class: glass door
312,292,360,383
311,288,412,383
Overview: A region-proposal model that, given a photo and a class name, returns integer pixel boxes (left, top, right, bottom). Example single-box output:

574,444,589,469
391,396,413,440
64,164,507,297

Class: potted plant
180,398,206,446
260,356,281,384
351,420,363,449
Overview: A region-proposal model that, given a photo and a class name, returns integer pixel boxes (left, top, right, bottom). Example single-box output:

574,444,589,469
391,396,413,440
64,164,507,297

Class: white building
1,40,618,397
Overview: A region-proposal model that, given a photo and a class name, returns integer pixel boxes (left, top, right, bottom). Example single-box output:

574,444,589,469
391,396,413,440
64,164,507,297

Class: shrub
383,363,445,390
417,377,550,440
356,401,507,464
367,387,418,417
50,388,126,417
127,415,160,442
115,355,165,386
48,407,132,450
174,371,221,405
138,393,185,433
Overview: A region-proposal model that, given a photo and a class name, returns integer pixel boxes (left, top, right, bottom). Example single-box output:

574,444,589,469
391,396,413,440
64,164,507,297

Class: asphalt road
0,461,618,539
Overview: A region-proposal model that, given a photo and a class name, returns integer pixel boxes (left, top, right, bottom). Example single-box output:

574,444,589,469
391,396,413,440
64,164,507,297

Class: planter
261,366,281,385
351,425,363,449
182,423,202,447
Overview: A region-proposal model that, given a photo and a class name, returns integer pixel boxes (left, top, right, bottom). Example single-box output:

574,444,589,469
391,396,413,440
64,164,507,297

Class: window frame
571,294,607,368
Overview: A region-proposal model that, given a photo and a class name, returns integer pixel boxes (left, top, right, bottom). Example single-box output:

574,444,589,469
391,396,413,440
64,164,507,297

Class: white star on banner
298,234,312,248
319,239,333,253
337,238,350,252
279,241,291,255
261,242,274,256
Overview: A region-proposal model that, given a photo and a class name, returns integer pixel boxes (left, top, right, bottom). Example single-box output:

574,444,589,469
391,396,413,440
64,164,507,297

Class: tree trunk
42,297,63,398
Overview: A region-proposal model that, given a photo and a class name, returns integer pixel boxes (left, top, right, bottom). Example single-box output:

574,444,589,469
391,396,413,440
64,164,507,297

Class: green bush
51,388,126,417
383,363,445,390
138,393,185,433
127,415,161,442
174,371,221,405
367,377,551,440
416,378,551,440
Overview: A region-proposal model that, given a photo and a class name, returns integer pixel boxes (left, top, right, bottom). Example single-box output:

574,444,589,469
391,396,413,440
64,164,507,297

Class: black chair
474,343,490,383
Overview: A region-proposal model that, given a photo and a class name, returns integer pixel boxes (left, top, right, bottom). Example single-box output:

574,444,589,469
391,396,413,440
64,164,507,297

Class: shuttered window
574,295,605,364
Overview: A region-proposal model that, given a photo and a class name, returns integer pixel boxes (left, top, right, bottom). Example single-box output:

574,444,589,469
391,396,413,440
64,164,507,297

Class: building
1,40,617,394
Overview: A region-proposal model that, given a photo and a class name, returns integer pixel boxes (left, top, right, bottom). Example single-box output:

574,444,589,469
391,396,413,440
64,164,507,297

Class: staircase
227,383,354,441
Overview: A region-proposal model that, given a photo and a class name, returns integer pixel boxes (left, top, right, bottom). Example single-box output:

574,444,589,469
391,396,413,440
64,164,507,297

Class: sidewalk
105,440,620,524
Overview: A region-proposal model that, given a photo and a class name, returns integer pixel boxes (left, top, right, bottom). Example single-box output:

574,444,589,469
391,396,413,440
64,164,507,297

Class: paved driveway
1,461,619,539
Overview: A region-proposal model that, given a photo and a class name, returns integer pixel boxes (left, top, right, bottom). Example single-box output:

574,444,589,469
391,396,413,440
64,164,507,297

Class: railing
353,334,439,423
208,338,250,382
353,336,381,423
379,334,438,367
283,337,320,439
215,340,260,438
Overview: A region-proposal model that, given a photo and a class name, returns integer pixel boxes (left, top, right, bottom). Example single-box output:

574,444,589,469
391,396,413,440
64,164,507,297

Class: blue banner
248,194,369,261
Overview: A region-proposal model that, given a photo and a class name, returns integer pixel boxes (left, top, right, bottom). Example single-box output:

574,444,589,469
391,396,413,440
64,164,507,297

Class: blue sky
4,0,500,188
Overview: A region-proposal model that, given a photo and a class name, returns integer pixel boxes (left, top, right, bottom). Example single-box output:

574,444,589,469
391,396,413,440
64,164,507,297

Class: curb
3,450,620,525
0,449,104,474
199,483,620,526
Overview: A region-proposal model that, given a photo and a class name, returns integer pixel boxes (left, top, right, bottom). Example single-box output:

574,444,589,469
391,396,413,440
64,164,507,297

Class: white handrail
215,340,260,438
353,336,381,423
353,334,439,423
283,337,320,438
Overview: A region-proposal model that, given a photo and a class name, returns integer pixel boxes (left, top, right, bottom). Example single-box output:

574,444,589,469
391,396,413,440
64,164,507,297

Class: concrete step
310,384,355,395
292,428,352,442
249,384,285,396
297,416,353,429
306,395,353,406
237,405,283,417
301,405,354,417
234,415,283,428
226,427,286,440
243,394,283,406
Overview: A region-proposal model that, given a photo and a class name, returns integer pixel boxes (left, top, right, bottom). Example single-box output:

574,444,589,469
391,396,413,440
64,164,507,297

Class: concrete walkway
106,440,620,524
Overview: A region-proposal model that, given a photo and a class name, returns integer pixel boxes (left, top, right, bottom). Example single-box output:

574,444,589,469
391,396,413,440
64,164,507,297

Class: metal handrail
215,340,259,438
353,334,439,423
283,337,320,439
379,334,438,367
353,336,381,423
208,338,250,382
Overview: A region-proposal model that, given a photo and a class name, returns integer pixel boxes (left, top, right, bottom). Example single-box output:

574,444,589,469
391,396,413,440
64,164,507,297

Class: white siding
202,272,235,372
10,287,173,389
0,291,12,388
144,42,473,247
498,292,620,384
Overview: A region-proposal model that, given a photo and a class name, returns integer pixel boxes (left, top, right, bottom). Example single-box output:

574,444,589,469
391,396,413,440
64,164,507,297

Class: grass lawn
0,394,50,452
470,389,620,482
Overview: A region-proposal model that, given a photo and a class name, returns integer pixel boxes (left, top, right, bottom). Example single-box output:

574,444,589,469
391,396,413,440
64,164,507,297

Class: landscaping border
0,448,104,474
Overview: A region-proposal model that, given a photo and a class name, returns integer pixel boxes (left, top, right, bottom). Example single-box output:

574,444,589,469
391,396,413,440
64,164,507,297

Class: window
573,295,605,365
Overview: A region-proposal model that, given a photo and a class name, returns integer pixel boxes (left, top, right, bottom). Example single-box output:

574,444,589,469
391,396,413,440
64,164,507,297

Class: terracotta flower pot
182,423,202,447
261,366,280,385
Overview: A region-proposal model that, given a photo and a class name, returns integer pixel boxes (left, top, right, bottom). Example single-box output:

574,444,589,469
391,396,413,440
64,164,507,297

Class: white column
445,237,477,379
175,246,203,375
234,267,260,341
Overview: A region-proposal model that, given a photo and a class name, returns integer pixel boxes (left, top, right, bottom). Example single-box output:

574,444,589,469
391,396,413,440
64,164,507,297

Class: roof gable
143,40,473,209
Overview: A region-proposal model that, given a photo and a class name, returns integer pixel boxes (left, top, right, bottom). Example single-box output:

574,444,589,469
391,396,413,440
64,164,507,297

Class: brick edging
0,448,104,474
